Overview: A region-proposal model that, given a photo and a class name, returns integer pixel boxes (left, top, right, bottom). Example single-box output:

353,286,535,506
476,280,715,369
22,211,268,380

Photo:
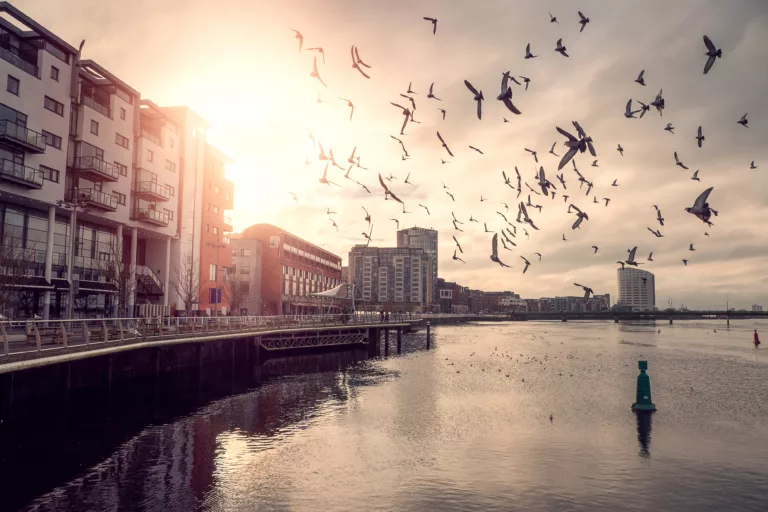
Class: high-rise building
348,245,429,311
752,304,763,312
0,3,233,319
397,227,437,307
618,268,656,311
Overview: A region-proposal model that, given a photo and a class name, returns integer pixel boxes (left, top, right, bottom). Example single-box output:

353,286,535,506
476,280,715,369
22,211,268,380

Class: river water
5,319,768,511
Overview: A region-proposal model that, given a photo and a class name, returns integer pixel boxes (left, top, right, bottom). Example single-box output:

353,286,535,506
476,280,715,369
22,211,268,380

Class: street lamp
56,195,91,319
207,235,227,316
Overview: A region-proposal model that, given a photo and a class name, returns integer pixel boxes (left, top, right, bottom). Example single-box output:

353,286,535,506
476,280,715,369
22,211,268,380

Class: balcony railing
0,120,47,153
70,156,119,182
134,180,170,201
67,188,118,211
141,129,162,147
0,45,39,77
136,265,164,292
81,95,112,119
0,159,43,188
134,207,169,226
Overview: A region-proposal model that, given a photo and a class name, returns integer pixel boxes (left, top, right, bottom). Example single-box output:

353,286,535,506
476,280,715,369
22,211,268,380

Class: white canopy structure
309,283,357,312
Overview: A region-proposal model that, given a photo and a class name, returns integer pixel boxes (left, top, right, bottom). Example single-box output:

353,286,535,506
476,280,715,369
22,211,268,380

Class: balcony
70,156,120,182
133,180,170,202
0,120,47,153
141,129,162,147
67,188,118,212
134,207,169,227
0,159,43,188
136,266,164,296
0,45,38,77
223,215,233,232
82,95,112,119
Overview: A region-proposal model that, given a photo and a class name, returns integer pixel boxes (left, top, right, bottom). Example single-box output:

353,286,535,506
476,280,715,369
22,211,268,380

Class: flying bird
419,204,430,215
637,101,650,119
592,246,599,254
520,76,531,90
453,235,463,254
650,89,665,116
647,227,663,238
682,259,689,266
685,187,717,226
702,35,722,74
490,234,511,268
362,206,371,226
577,11,590,32
647,252,654,262
469,145,484,154
498,72,522,115
562,233,568,241
350,46,371,78
689,243,696,252
612,179,618,187
603,198,611,207
624,99,641,118
617,144,624,156
453,249,465,264
635,70,646,86
307,46,325,63
446,191,455,202
319,163,339,187
549,12,558,23
549,142,559,157
674,151,689,169
695,126,705,148
438,108,447,121
329,219,338,231
664,122,675,134
525,43,538,59
404,172,415,186
535,253,542,261
569,204,589,229
626,246,642,267
592,160,598,167
290,29,303,52
484,222,492,233
464,80,484,120
555,38,569,57
656,208,665,226
574,283,594,302
436,131,454,157
356,181,371,193
423,16,438,35
426,82,442,101
520,256,531,274
390,218,399,229
525,148,539,163
362,225,373,246
310,56,327,88
288,192,298,204
737,113,749,127
750,161,758,169
691,170,700,181
338,98,354,121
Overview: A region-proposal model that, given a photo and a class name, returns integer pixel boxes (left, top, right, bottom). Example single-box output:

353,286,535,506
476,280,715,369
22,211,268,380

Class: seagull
569,204,589,229
520,76,531,90
490,234,511,268
419,204,430,215
362,206,371,226
656,208,665,226
307,46,325,63
484,222,492,233
329,219,338,231
691,170,700,181
556,173,567,189
637,101,650,118
617,144,624,156
626,246,642,267
362,225,374,246
689,243,696,251
624,99,641,118
549,142,560,157
549,12,558,23
562,194,569,203
647,227,663,238
686,187,717,226
737,113,749,128
705,232,710,237
288,192,298,203
603,198,611,207
437,131,454,157
503,170,515,189
617,261,626,269
635,70,646,86
390,218,399,229
682,259,689,266
464,80,484,120
319,163,340,187
438,108,447,120
521,256,531,274
497,211,508,222
651,89,665,116
310,56,327,88
423,16,438,35
702,35,722,74
347,147,358,165
674,151,689,169
327,208,336,215
399,93,417,111
378,173,403,204
592,160,598,167
404,172,415,186
481,195,487,202
446,191,455,202
453,235,463,253
555,38,569,57
574,283,594,302
338,98,354,121
390,135,409,156
452,211,463,225
498,72,522,115
612,179,618,187
289,29,304,52
592,245,599,254
350,46,371,78
750,161,758,169
469,145,484,154
695,126,705,147
356,181,370,193
647,252,654,262
593,196,599,204
525,43,538,59
453,249,465,263
664,122,675,134
577,11,590,32
469,215,479,223
562,233,567,241
535,253,542,262
525,148,539,163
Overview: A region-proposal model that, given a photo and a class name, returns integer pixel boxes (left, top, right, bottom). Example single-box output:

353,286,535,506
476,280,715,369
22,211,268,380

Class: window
41,130,62,149
93,181,102,192
90,120,99,135
6,75,19,95
205,224,209,232
44,96,64,116
241,266,250,274
167,185,175,197
114,191,126,206
50,66,59,81
39,165,60,183
223,236,230,245
114,161,128,176
163,208,173,220
147,149,153,162
269,235,280,248
212,226,218,235
165,159,176,172
119,108,126,120
169,138,174,148
209,264,217,281
213,205,219,214
241,249,251,257
115,133,130,149
214,185,220,193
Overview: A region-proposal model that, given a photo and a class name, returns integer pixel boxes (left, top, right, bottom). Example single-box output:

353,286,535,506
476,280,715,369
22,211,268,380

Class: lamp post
207,235,227,316
56,194,91,320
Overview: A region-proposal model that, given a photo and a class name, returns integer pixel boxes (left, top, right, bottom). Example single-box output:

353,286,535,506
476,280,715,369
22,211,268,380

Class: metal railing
71,156,120,181
81,94,112,119
0,120,47,151
0,159,44,187
134,207,169,226
0,313,405,358
134,180,170,200
67,188,118,210
136,266,164,292
0,45,39,77
141,129,162,146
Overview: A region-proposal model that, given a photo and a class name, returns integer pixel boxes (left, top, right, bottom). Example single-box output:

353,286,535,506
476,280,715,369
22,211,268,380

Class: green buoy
631,360,656,412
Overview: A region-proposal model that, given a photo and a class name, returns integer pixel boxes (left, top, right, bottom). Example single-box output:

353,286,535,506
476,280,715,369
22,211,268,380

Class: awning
11,276,53,290
78,281,118,294
309,283,355,300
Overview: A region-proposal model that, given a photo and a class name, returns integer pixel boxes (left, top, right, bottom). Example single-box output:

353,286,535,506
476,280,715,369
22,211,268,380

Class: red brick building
239,224,342,315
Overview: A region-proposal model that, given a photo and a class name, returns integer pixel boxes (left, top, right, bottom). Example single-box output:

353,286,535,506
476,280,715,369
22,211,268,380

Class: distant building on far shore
617,268,656,311
753,304,764,312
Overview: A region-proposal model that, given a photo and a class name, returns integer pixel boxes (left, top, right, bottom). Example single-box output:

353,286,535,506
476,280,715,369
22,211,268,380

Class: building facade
348,246,429,312
229,235,263,315
396,227,437,308
437,279,470,314
0,3,233,319
618,268,656,311
239,224,341,315
753,304,763,312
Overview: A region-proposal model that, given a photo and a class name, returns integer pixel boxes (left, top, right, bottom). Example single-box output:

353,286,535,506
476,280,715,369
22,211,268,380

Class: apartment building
437,279,470,314
348,246,428,312
618,267,656,311
0,3,233,319
396,227,437,307
229,235,263,315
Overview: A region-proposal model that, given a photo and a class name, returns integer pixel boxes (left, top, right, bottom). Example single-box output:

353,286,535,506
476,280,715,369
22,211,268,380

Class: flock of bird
287,9,758,300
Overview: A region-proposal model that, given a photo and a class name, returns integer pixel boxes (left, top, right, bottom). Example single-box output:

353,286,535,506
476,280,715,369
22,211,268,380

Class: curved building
617,268,656,311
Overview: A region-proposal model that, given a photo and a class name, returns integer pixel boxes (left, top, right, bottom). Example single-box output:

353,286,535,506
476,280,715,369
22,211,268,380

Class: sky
15,0,768,309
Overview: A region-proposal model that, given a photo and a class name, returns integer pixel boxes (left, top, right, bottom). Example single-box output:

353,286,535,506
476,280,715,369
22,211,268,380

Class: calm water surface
8,320,768,511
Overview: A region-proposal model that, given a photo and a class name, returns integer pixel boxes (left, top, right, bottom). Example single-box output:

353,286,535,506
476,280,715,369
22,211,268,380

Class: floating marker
631,360,656,412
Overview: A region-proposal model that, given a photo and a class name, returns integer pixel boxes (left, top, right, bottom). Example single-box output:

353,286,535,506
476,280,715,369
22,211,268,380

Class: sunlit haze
19,0,768,309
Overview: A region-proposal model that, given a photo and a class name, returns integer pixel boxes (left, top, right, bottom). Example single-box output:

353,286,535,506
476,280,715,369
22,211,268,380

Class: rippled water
6,319,768,511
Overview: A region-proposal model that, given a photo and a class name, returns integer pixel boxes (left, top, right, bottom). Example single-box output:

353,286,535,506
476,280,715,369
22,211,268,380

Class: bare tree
224,270,250,315
98,241,136,318
0,238,36,317
171,251,200,312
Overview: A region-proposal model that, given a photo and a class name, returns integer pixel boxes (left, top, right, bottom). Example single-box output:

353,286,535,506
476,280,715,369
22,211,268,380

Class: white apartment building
0,3,232,319
617,268,656,311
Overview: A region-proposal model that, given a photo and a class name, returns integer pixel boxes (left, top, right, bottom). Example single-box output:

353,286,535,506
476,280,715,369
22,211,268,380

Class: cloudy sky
16,0,768,309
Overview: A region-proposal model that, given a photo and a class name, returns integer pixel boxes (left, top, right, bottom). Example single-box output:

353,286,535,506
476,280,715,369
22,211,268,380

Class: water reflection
635,411,653,458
